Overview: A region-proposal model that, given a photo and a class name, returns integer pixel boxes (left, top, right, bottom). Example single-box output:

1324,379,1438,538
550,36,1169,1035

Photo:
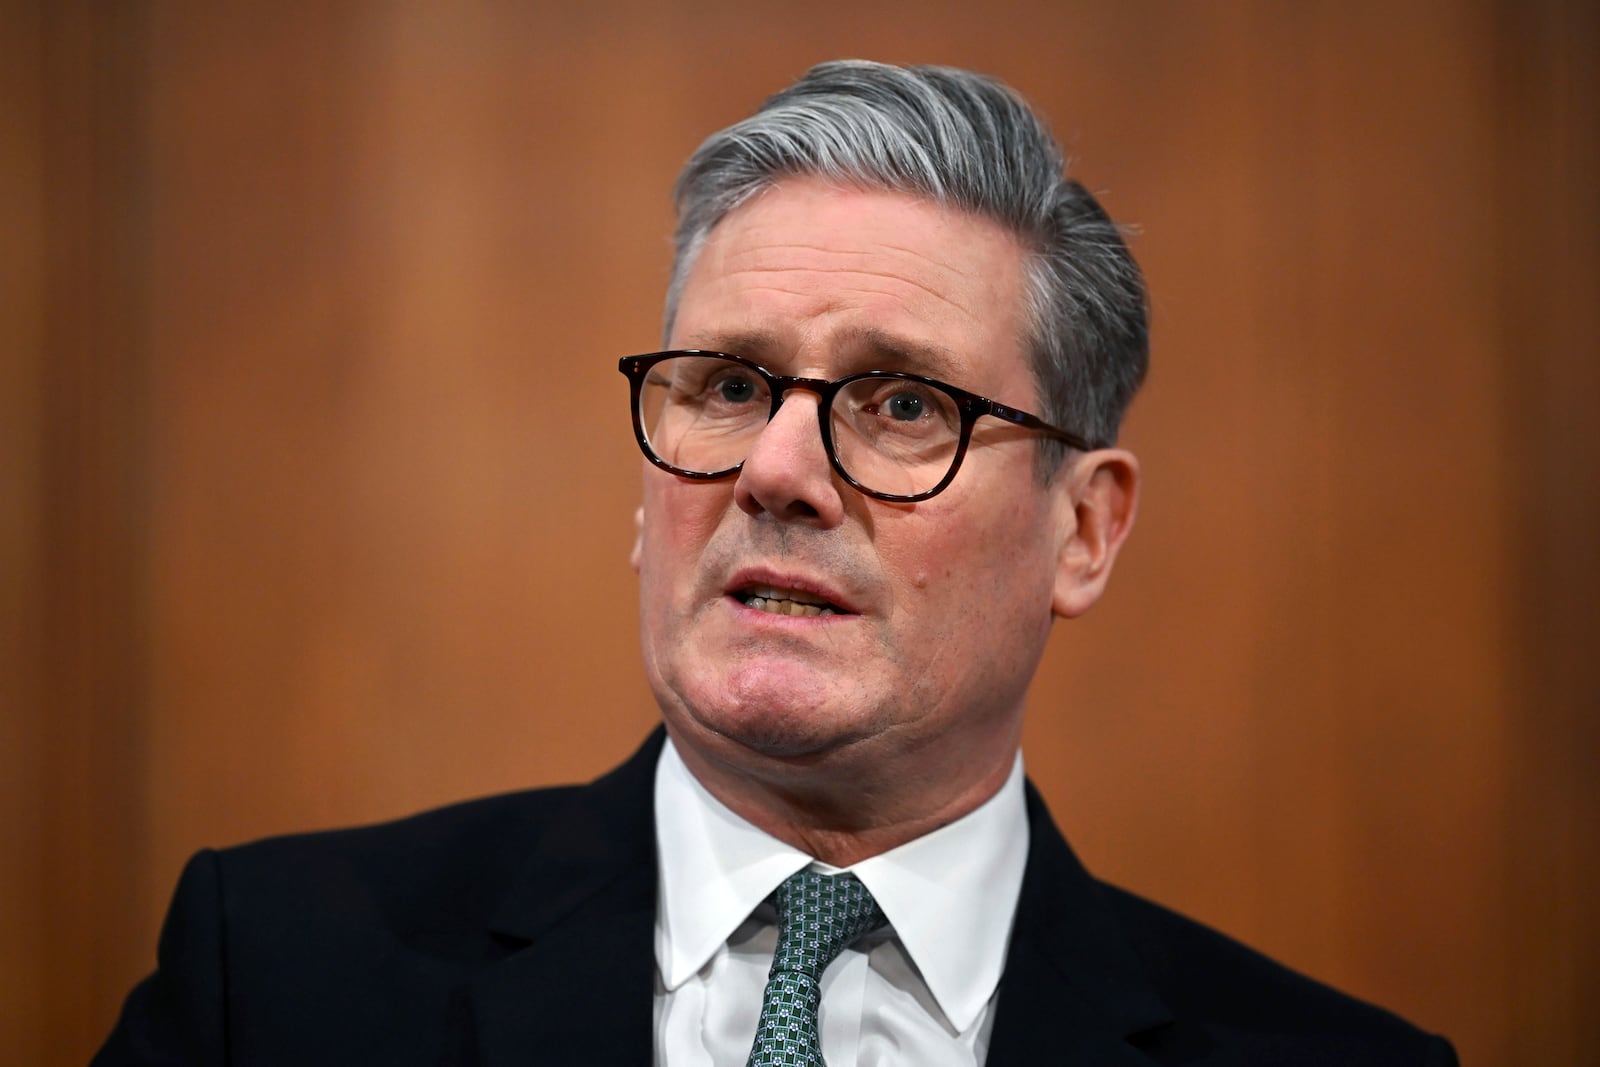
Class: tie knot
770,870,886,980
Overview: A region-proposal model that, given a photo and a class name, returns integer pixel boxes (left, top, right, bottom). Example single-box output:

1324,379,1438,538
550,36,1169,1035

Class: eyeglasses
618,350,1096,502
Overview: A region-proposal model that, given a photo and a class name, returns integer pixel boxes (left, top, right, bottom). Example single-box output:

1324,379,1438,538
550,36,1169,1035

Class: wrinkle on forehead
678,323,966,382
732,269,981,320
729,237,994,281
716,235,1001,312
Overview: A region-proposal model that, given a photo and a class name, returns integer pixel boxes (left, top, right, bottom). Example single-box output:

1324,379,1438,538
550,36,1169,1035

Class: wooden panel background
4,2,1595,1064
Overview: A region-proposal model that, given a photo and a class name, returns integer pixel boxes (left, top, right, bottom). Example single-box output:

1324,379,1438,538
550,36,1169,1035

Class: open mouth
735,583,848,617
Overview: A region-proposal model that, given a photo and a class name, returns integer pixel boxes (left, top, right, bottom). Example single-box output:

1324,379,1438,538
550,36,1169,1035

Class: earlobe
629,506,644,573
1052,449,1140,619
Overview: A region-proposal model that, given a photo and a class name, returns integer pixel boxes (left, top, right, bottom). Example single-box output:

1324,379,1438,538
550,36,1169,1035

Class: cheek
893,492,1051,584
638,476,727,595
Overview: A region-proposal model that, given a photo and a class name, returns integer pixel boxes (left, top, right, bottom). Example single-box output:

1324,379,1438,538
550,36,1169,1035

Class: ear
629,505,644,573
1052,449,1140,619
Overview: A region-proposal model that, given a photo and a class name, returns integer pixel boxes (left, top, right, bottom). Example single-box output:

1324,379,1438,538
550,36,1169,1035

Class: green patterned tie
745,869,887,1067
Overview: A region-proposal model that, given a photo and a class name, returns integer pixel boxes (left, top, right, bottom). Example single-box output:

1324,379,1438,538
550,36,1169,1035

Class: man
97,61,1456,1065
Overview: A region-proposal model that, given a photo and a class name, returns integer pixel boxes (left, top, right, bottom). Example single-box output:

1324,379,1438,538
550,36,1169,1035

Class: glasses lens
638,355,771,474
832,376,963,498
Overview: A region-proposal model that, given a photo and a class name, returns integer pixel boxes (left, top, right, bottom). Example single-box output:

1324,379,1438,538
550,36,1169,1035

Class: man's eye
884,391,928,421
715,375,758,403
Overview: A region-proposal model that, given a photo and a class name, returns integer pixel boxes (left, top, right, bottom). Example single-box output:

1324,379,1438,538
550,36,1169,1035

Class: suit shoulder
209,784,584,938
1098,882,1456,1065
227,783,582,863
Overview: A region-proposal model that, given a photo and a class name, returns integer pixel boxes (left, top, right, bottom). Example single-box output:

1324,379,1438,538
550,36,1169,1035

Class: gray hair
665,59,1149,459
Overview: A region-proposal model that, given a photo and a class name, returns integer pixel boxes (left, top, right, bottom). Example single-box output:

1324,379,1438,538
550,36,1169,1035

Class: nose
733,389,847,526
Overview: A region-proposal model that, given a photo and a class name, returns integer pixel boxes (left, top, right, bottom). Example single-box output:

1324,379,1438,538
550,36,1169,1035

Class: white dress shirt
652,738,1029,1066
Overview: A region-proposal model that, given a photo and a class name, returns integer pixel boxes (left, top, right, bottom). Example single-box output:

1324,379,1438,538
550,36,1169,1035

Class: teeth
745,594,836,617
748,584,806,602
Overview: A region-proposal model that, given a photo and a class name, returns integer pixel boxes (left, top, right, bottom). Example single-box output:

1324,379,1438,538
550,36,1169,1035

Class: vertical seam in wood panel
37,3,155,1062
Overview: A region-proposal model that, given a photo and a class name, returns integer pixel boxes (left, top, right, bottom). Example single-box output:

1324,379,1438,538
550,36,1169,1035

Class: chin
669,674,878,765
713,718,857,762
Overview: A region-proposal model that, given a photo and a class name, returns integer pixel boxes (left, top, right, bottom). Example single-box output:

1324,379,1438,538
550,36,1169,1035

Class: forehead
671,179,1033,390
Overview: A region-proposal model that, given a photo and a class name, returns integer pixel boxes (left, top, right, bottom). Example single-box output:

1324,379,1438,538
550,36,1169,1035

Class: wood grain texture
5,3,153,1063
5,2,1594,1064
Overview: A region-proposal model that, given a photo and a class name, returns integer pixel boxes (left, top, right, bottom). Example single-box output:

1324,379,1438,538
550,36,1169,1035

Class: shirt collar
653,737,1029,1033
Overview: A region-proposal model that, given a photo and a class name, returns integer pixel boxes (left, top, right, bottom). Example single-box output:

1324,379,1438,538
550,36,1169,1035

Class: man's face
634,177,1080,802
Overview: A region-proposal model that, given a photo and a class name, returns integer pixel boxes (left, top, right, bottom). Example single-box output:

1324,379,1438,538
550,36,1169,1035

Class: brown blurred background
4,2,1595,1064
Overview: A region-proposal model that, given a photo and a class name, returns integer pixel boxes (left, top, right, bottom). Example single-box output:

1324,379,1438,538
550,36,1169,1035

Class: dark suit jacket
96,731,1456,1065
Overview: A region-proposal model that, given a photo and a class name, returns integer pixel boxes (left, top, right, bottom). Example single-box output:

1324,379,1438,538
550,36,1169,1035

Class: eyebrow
678,326,967,383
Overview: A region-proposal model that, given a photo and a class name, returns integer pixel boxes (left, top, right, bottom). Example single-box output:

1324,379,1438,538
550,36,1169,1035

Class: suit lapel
452,731,666,1066
986,783,1192,1066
